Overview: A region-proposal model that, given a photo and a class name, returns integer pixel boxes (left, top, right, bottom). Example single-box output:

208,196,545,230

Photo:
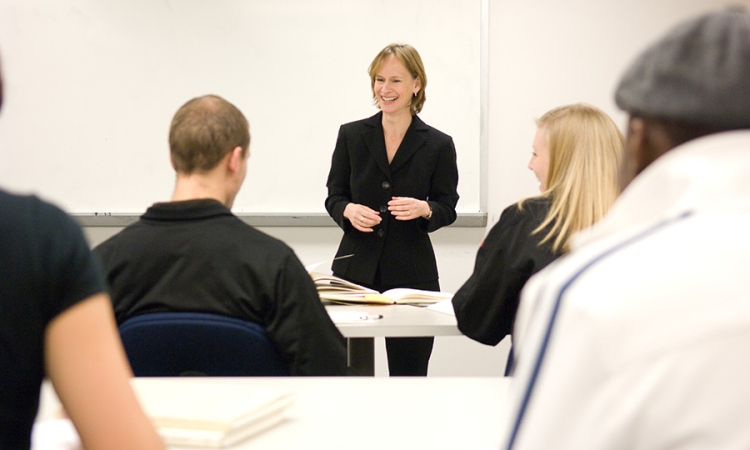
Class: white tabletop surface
326,304,461,338
35,376,510,450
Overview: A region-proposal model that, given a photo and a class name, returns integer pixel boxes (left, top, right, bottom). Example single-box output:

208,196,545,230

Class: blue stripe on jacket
505,211,693,450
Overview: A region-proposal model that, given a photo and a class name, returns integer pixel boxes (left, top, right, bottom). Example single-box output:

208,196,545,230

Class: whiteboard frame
72,211,487,227
73,0,489,228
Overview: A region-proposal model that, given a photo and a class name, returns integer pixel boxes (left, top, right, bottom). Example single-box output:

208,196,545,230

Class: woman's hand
344,203,382,232
388,197,430,221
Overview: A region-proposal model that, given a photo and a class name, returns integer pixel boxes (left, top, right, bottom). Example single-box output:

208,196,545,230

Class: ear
169,152,176,171
413,77,421,95
619,117,647,192
226,146,244,174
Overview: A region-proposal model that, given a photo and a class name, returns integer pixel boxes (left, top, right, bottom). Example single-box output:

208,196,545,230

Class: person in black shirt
95,95,348,376
325,44,459,376
0,57,163,450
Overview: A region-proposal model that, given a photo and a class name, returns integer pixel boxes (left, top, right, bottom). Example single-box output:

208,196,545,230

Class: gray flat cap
615,7,750,129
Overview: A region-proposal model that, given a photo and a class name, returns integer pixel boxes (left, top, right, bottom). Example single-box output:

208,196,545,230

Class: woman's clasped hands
345,197,430,232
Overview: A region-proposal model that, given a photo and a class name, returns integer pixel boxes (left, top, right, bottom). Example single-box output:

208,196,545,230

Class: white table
36,376,510,450
326,304,461,375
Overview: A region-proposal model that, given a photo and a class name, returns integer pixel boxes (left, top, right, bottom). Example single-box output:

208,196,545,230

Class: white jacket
501,131,750,450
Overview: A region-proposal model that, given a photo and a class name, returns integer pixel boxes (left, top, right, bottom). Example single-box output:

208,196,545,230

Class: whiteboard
0,0,481,215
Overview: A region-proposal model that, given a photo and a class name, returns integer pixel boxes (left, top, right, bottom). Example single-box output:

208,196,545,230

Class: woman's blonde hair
524,103,623,253
368,43,427,115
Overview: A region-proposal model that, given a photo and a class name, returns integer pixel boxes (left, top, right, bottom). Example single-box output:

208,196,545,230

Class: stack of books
132,379,293,448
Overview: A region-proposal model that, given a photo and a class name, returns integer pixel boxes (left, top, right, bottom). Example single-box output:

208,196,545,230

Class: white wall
83,0,740,376
487,0,740,220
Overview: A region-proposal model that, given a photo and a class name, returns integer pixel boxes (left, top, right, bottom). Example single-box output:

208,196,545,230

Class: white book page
425,299,456,316
381,288,453,304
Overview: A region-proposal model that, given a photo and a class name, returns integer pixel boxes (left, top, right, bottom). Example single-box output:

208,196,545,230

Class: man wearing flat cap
498,8,750,450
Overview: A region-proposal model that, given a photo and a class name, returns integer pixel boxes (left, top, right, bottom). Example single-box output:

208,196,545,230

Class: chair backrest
118,312,289,376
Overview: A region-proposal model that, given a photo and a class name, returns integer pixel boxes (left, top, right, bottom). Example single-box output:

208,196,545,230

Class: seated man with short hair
95,95,348,376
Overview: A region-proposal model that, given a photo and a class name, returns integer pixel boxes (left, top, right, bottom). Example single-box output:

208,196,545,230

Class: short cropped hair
524,103,624,253
169,95,250,174
368,44,427,115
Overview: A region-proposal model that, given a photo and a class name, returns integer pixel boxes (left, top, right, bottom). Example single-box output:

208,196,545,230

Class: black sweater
95,199,349,376
452,197,561,345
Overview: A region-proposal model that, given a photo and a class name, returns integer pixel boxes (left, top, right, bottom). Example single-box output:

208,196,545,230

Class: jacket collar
573,130,750,249
142,198,232,222
362,112,428,176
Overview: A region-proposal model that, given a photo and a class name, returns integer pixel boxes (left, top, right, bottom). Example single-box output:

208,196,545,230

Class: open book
131,379,293,448
309,271,452,305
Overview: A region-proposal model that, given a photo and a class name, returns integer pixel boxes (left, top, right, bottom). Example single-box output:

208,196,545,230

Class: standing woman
325,44,459,376
452,104,623,372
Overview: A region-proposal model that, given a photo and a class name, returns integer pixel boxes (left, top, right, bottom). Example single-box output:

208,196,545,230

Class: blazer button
381,181,391,189
377,229,385,238
379,205,387,214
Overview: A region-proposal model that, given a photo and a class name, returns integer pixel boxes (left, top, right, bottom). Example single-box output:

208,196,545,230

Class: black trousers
384,335,435,376
337,271,439,376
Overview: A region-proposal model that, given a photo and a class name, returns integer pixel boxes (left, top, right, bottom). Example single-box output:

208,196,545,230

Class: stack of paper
309,272,452,305
131,379,293,448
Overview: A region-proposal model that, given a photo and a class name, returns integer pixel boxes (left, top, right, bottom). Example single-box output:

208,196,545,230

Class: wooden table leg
347,337,375,376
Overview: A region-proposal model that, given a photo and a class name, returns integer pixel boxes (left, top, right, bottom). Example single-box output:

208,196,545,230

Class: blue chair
118,312,289,377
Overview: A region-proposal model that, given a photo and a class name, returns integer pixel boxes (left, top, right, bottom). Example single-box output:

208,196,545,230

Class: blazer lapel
389,115,427,173
362,113,391,178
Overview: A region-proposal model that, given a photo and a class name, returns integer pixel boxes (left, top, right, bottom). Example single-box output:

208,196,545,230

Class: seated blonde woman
452,103,623,372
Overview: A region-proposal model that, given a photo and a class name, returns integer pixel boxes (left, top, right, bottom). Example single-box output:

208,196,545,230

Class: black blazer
452,197,560,345
325,112,459,286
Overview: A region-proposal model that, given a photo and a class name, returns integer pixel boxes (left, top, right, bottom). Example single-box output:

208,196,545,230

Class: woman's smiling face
373,55,420,116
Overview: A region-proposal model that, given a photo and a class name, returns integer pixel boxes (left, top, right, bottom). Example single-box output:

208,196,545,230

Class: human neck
171,171,233,208
381,110,413,137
